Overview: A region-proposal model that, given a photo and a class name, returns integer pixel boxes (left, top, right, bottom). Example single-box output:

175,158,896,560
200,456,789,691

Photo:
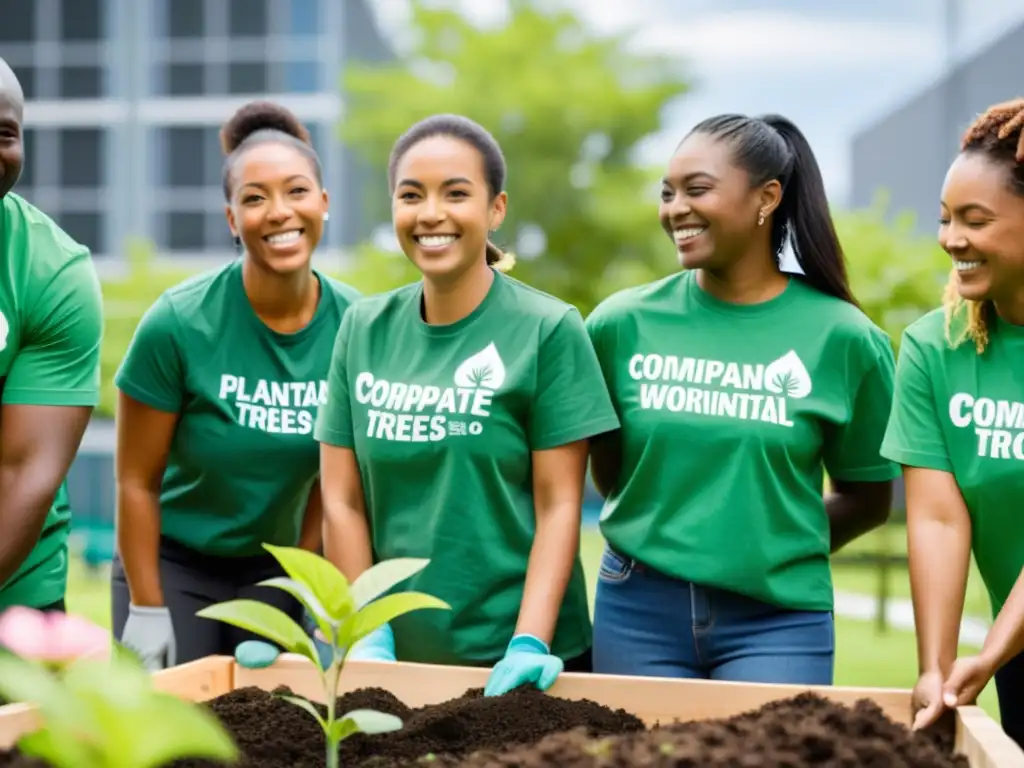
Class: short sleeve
113,294,187,413
822,331,902,482
879,331,952,472
2,255,103,407
528,308,620,451
314,308,355,448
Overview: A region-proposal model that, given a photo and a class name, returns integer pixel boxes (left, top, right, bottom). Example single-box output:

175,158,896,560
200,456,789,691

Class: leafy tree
336,0,689,316
835,193,950,351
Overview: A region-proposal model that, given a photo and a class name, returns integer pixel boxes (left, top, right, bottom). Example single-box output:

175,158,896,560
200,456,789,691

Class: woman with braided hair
881,98,1024,745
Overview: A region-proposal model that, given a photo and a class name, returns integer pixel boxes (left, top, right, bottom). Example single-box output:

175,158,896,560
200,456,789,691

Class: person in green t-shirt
585,113,900,685
112,100,361,671
0,57,104,615
312,114,620,696
881,98,1024,748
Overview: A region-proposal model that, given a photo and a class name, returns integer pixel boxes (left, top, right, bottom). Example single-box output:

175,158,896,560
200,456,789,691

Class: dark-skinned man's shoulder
0,191,104,407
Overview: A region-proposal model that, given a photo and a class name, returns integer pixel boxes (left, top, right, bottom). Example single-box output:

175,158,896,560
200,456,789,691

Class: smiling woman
109,99,361,672
881,96,1024,750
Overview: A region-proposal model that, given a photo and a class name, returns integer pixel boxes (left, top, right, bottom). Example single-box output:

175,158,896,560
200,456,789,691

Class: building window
17,128,37,190
58,129,104,188
58,212,105,255
167,0,204,38
161,127,221,188
60,0,103,42
228,62,267,95
58,65,105,99
290,0,319,36
9,64,37,101
229,0,267,37
0,0,36,42
284,61,320,94
166,64,205,96
165,211,207,251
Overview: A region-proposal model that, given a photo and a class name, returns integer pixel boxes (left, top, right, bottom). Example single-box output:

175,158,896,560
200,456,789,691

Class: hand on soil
484,634,564,697
941,655,996,709
911,670,947,731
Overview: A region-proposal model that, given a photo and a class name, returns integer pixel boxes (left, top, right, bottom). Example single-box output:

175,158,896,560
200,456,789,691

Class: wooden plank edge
957,705,1024,767
234,654,915,726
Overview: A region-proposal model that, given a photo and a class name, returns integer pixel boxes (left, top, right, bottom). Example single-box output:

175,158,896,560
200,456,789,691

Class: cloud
625,10,940,74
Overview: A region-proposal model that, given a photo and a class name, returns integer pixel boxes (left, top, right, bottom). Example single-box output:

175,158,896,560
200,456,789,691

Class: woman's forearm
116,484,165,607
909,517,971,675
297,482,324,552
980,567,1024,670
323,500,374,583
514,502,579,646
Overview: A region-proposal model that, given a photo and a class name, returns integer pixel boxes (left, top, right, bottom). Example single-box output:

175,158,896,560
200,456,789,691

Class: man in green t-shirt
881,97,1024,749
0,57,104,613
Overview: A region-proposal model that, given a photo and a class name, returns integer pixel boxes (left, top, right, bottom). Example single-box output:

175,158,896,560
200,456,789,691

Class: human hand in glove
120,604,176,672
484,634,563,697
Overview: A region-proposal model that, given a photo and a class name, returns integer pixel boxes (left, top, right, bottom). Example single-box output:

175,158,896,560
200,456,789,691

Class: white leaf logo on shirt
0,310,8,352
764,350,812,399
454,342,506,390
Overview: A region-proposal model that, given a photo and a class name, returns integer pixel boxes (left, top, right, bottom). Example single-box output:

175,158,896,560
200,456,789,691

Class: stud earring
323,212,330,222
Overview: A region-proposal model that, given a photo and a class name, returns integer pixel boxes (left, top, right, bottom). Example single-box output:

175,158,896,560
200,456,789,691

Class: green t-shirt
586,270,901,612
314,270,620,665
114,259,360,557
881,308,1024,617
0,193,104,610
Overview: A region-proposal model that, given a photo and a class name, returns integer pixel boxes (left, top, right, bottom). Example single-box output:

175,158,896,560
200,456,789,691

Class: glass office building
1,0,393,268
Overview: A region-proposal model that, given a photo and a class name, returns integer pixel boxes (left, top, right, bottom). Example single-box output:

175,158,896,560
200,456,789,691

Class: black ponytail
687,113,858,308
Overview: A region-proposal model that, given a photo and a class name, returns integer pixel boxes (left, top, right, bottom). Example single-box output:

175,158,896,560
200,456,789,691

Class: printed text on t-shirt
354,343,506,442
949,393,1024,460
219,374,326,435
628,350,813,428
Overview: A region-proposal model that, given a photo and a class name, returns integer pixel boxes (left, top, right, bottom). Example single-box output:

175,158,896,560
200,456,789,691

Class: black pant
111,536,304,665
996,650,1024,749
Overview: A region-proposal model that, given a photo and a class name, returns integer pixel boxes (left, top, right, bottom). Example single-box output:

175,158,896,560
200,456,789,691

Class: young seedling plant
196,545,450,768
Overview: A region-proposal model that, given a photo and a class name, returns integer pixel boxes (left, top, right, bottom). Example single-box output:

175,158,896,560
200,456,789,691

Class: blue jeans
592,545,835,684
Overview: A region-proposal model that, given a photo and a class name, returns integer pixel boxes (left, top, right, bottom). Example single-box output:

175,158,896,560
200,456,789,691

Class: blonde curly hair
943,97,1024,354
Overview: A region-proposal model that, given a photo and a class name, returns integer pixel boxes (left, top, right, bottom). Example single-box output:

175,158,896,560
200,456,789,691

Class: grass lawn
66,527,1001,721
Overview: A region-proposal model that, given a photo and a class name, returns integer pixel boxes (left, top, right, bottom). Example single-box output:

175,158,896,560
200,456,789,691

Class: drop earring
232,235,242,251
757,209,766,227
323,212,330,222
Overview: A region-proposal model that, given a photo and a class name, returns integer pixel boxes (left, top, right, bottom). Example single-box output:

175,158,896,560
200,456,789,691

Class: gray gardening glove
121,604,177,671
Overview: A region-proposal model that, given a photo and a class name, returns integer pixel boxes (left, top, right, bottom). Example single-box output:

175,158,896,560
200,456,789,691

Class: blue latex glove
346,623,397,662
234,639,333,670
484,634,564,697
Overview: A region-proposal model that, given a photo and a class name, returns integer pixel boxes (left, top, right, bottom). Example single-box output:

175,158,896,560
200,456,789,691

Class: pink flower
0,607,110,663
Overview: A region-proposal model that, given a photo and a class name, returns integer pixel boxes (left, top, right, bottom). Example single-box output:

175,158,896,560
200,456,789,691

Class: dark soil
0,686,969,767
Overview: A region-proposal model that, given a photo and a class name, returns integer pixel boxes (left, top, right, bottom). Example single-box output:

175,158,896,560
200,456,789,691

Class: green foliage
835,192,950,350
336,0,686,316
0,647,238,768
196,545,450,768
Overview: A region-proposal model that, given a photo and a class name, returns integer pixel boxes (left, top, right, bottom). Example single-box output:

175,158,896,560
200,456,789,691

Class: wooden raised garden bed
1,653,1022,766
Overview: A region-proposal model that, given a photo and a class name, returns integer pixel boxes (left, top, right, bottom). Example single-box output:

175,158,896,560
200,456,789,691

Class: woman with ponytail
881,98,1024,747
313,114,618,696
585,113,899,684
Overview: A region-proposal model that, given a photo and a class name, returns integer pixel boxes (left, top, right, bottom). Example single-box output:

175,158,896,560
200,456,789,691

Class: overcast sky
368,0,1024,207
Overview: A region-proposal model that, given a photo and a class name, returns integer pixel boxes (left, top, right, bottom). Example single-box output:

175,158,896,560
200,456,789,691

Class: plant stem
325,649,344,768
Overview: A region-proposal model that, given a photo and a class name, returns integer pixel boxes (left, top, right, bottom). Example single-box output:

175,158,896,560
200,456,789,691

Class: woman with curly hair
111,100,361,670
881,97,1024,746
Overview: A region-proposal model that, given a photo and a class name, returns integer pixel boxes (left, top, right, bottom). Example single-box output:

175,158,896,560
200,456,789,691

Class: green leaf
339,592,450,649
277,693,328,732
17,728,96,768
337,708,403,738
116,693,239,768
257,576,336,643
196,599,320,666
350,558,432,609
263,544,354,619
0,656,89,735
